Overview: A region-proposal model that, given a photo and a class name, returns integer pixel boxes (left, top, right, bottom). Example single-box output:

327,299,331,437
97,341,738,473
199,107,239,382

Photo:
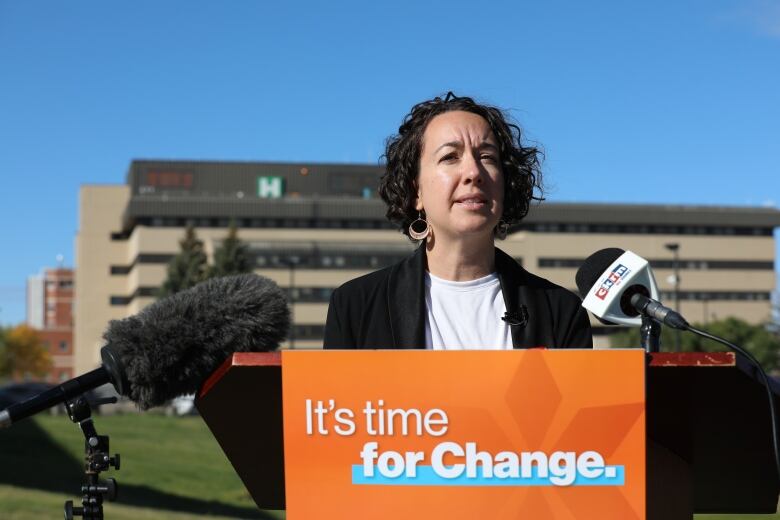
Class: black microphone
574,248,625,300
576,248,664,351
629,293,689,330
576,248,660,325
575,248,625,325
0,273,290,428
575,248,688,328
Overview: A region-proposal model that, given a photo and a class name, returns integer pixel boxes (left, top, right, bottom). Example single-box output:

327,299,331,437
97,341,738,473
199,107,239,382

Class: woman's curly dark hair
379,92,544,239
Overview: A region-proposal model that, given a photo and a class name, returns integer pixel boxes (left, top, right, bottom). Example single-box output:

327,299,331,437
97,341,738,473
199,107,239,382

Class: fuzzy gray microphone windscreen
101,273,290,410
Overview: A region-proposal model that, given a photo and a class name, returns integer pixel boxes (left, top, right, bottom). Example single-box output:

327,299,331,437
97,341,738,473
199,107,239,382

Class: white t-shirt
424,272,513,350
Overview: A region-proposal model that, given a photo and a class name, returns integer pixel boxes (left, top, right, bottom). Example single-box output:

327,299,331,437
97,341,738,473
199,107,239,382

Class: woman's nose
462,153,484,184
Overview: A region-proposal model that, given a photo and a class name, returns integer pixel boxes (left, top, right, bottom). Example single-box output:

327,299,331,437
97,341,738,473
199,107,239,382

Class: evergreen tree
159,225,208,297
209,221,253,278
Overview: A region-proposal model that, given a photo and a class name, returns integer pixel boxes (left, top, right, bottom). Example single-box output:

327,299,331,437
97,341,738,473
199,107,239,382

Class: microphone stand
63,394,121,520
632,293,780,482
639,315,661,353
683,325,780,482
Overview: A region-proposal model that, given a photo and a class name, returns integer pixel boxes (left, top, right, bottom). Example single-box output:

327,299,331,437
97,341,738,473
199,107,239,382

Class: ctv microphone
0,273,290,428
575,248,689,329
575,248,661,326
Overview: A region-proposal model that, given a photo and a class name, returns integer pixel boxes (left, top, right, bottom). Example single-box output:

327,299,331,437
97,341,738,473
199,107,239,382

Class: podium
196,350,780,519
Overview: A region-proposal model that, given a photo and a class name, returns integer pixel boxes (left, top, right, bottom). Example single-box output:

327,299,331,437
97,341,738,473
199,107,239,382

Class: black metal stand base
63,394,120,520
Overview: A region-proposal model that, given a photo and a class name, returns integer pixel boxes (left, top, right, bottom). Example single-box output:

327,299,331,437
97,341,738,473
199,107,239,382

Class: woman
323,93,592,350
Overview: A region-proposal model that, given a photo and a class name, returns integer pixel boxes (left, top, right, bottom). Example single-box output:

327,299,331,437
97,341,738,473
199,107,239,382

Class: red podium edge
200,352,281,398
199,351,736,398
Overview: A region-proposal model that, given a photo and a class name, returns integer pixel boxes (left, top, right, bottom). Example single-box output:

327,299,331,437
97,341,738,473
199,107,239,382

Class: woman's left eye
481,154,497,162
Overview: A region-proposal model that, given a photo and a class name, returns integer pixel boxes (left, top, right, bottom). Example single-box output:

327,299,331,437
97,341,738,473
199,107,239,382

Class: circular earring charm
408,212,430,240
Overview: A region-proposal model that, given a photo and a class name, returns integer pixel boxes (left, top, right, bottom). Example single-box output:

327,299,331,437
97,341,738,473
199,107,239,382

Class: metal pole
674,248,681,351
665,243,682,352
289,259,296,349
640,315,661,353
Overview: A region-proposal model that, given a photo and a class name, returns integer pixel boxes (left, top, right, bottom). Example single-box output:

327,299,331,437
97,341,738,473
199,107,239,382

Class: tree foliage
209,221,253,278
769,290,780,336
0,327,6,377
159,225,209,298
0,325,52,379
609,317,780,372
159,224,255,297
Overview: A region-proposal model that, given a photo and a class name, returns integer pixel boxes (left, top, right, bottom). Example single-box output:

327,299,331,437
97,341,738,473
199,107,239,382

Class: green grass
700,516,780,520
0,413,776,519
0,485,275,520
0,413,284,519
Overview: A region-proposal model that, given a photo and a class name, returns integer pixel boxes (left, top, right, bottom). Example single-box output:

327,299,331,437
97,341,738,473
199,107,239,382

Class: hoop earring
408,212,430,241
496,220,509,240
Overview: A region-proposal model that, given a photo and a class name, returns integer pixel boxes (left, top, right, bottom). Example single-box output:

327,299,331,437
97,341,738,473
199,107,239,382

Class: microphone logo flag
582,250,660,326
595,264,631,300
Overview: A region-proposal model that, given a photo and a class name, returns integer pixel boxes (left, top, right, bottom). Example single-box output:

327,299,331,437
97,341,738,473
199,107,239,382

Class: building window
539,258,774,271
291,324,327,341
59,341,68,352
522,222,773,236
657,291,770,301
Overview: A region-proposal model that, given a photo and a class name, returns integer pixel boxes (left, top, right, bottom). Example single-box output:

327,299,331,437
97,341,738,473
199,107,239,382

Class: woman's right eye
439,153,458,163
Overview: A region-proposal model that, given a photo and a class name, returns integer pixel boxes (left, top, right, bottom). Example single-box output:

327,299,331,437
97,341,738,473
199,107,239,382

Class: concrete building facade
73,160,780,374
26,274,44,330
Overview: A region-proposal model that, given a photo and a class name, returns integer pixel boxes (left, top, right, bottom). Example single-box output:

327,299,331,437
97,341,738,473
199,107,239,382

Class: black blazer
323,246,593,349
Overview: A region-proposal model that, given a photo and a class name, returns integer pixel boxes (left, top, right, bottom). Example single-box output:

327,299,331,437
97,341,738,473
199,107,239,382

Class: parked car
1,381,54,403
0,382,103,415
0,388,18,409
165,394,197,416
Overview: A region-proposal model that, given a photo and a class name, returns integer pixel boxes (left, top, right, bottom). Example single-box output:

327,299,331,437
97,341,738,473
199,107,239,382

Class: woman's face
416,110,504,241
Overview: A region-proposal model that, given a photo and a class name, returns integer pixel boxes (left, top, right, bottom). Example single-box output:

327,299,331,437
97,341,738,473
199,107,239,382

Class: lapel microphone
502,305,529,327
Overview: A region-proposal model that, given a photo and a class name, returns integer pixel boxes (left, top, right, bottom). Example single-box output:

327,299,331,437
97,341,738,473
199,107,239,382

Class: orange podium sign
282,349,646,519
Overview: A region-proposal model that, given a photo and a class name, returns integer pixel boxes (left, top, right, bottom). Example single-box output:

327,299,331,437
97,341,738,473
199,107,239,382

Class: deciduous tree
0,324,52,379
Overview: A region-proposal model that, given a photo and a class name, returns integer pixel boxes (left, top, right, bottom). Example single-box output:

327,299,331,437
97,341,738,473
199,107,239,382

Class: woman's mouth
455,196,488,209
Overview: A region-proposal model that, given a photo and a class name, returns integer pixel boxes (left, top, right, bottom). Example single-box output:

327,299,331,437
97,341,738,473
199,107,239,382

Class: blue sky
1,0,778,325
